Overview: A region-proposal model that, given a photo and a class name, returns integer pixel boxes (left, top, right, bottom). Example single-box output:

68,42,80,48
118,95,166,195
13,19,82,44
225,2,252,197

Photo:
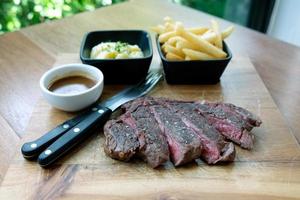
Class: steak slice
123,98,260,149
194,102,255,149
200,102,262,131
150,105,202,166
103,118,140,161
166,102,235,164
121,96,158,113
126,105,170,168
105,97,262,167
221,103,262,127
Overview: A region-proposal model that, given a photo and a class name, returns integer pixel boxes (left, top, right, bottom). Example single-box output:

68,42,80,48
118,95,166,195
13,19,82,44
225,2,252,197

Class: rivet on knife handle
37,106,112,167
21,105,99,159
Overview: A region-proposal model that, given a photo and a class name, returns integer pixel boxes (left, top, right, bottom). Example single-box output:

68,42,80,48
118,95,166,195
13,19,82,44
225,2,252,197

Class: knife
21,86,134,160
21,71,162,167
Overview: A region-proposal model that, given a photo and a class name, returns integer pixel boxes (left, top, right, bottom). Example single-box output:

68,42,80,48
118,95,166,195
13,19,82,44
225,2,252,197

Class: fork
21,70,162,167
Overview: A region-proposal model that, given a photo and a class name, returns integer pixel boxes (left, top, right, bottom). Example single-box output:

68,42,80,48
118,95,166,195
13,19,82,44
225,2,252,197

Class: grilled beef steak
125,106,170,168
104,97,261,168
150,105,202,166
124,97,261,149
104,105,170,167
104,118,139,161
124,98,235,164
193,102,256,149
220,103,262,127
166,102,235,164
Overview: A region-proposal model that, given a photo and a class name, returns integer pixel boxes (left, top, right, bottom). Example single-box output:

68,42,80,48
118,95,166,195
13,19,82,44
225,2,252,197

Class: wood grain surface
0,32,55,136
0,0,299,140
19,0,300,142
0,115,19,183
0,54,299,199
1,0,300,192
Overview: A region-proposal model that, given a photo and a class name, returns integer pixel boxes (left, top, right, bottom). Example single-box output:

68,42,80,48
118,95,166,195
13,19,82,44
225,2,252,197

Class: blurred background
0,0,299,46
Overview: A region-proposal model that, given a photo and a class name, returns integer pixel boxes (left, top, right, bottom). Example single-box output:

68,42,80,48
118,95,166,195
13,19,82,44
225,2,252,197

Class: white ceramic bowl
40,63,104,112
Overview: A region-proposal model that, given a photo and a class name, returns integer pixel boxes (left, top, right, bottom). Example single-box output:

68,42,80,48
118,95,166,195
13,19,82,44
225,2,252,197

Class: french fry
151,17,234,61
165,22,175,32
211,19,222,48
159,31,177,43
182,48,214,60
176,40,198,51
202,26,234,43
164,16,174,24
161,43,167,53
185,56,192,61
201,31,217,44
164,44,185,58
150,25,166,34
166,52,184,61
221,26,234,39
187,27,209,35
167,36,186,46
177,26,227,58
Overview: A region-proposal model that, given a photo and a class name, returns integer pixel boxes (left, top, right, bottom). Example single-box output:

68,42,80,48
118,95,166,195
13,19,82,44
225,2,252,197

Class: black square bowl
156,36,232,84
80,30,153,84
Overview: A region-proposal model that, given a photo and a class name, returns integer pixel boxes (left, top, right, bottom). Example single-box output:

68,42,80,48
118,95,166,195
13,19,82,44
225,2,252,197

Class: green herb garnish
115,41,129,53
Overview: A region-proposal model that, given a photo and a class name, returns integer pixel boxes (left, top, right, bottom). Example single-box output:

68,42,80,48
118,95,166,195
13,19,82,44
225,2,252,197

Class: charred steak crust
105,97,262,167
150,105,202,166
103,118,139,161
121,97,158,113
223,103,262,127
123,98,261,150
165,102,236,164
194,102,255,149
200,102,254,131
126,105,170,168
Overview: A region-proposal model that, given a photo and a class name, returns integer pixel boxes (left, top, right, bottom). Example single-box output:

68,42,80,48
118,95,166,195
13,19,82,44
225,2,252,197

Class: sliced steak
123,98,260,149
194,102,255,149
200,102,262,131
126,105,170,168
105,97,262,167
150,105,202,166
166,102,235,164
222,103,262,127
103,118,140,161
121,96,158,113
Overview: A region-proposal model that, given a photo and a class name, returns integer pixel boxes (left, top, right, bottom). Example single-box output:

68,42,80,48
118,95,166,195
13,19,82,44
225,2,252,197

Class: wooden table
0,0,299,189
2,53,300,199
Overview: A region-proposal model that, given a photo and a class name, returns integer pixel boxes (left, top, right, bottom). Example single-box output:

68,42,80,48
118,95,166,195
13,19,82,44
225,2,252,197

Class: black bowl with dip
80,30,153,84
156,36,232,84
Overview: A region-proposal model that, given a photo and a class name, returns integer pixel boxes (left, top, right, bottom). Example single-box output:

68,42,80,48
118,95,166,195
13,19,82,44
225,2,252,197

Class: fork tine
136,71,157,88
105,70,156,101
137,72,158,90
101,70,162,110
130,70,156,90
136,72,162,95
142,74,162,95
101,70,161,108
146,70,155,79
126,73,157,95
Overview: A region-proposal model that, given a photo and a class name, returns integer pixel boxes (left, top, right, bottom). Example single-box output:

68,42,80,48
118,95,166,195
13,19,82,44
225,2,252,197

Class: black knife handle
37,106,112,167
21,104,102,160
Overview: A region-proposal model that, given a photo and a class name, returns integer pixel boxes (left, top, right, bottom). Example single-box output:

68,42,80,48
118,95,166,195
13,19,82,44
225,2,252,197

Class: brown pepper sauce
48,75,96,95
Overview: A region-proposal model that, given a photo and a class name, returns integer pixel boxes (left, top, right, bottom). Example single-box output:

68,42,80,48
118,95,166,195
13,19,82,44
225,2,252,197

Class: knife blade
21,71,161,162
26,71,162,167
21,88,133,160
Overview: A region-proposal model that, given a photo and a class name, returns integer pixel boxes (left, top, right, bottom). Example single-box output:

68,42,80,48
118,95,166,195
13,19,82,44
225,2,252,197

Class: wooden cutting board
1,54,300,200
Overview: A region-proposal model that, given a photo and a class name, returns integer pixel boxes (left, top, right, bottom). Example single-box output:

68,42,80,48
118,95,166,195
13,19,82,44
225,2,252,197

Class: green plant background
0,0,250,34
0,0,126,34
